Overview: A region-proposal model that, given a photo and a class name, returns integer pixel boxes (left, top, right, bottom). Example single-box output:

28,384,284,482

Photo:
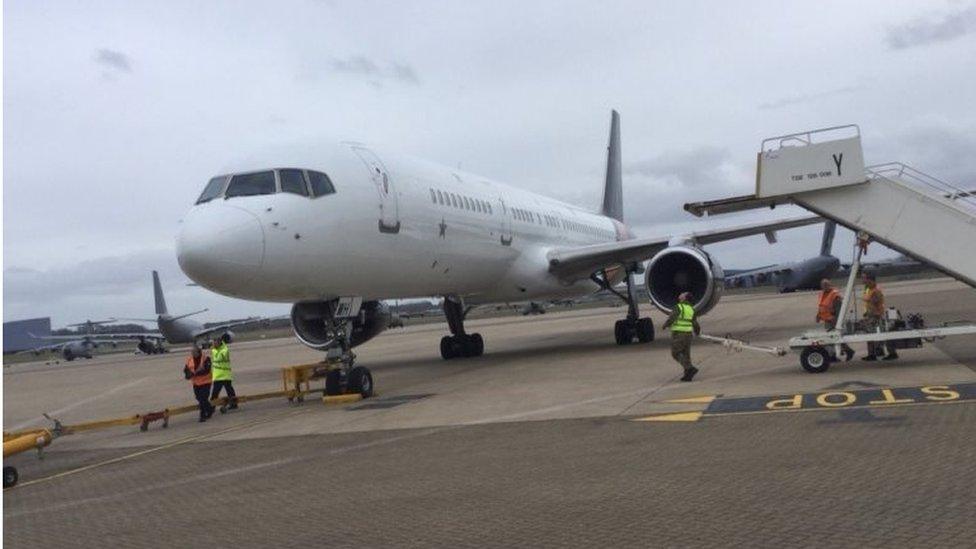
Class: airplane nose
177,204,265,294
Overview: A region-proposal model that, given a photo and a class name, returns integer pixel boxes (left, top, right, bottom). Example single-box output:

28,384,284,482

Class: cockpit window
279,169,309,196
308,171,336,197
225,171,276,198
196,176,228,204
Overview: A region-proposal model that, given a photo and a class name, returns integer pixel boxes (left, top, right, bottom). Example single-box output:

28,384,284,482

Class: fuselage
156,315,204,344
178,143,629,305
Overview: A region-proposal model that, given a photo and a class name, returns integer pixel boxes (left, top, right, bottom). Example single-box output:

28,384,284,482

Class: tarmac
4,277,976,547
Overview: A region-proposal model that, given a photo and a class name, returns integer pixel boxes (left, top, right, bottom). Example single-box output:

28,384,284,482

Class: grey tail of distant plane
153,271,168,316
820,220,837,256
601,110,624,223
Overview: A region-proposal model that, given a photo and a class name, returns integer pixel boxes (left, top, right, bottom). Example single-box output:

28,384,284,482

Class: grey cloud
330,55,379,75
758,86,858,110
390,62,420,85
93,48,133,73
308,55,420,85
622,146,751,225
875,125,976,187
886,5,976,50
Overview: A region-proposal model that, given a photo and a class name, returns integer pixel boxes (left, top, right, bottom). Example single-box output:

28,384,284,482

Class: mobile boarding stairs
686,125,976,373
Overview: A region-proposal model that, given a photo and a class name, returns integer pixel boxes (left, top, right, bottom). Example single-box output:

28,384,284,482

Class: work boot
843,348,854,362
680,366,699,382
861,355,877,362
883,352,900,361
228,400,239,410
199,416,208,423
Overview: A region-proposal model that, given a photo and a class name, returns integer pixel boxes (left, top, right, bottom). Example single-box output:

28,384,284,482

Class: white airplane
176,111,819,391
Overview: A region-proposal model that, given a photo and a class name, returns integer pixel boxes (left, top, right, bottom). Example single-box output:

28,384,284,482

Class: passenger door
497,197,513,246
351,146,400,234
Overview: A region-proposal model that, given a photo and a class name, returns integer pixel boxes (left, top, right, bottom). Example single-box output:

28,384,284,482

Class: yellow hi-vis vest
211,343,232,382
671,303,695,333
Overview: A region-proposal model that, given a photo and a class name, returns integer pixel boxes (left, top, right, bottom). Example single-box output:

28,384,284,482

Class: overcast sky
4,0,976,326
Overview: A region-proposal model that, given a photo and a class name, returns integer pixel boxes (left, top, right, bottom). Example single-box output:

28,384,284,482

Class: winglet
153,271,168,316
601,110,624,222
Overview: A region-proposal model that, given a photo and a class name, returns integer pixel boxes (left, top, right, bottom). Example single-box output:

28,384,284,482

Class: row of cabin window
563,218,614,239
197,169,336,204
517,206,613,240
429,188,493,215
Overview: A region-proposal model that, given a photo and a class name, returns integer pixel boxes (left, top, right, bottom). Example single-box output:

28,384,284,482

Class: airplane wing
190,316,267,341
546,215,822,282
724,264,791,281
16,341,67,354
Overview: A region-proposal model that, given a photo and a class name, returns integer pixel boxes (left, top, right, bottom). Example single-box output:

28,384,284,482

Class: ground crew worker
662,292,701,381
816,279,854,361
862,272,898,361
210,334,238,409
184,345,215,422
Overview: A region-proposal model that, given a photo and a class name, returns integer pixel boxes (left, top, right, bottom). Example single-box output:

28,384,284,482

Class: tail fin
152,271,168,316
601,110,624,222
819,221,837,256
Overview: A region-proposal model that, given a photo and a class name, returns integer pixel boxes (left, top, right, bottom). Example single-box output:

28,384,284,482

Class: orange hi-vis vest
185,356,212,386
817,288,841,323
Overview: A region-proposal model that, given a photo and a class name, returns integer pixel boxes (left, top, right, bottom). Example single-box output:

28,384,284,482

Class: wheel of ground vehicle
325,368,344,395
636,318,655,343
800,346,831,373
3,466,18,489
347,366,374,398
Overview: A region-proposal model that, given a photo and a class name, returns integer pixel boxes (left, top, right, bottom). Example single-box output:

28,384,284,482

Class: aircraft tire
636,318,655,343
325,369,344,395
470,333,484,356
614,320,631,345
800,346,831,374
347,366,374,398
440,336,456,360
3,466,18,489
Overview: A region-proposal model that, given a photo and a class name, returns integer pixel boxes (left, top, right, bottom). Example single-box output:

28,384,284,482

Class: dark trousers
864,316,898,357
194,384,215,418
670,331,694,373
211,380,237,405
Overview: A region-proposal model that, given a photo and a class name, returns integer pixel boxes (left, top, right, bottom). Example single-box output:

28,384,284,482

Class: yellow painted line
632,411,703,422
9,407,310,491
662,395,716,404
322,394,364,405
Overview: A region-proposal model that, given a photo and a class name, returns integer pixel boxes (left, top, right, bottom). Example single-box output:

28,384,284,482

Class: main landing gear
440,297,484,359
593,267,655,345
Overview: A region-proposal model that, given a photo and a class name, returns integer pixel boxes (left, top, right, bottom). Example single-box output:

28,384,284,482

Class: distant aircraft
724,221,840,292
176,110,822,364
120,271,265,353
24,320,125,361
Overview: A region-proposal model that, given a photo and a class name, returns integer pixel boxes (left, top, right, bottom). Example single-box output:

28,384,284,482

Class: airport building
3,317,51,353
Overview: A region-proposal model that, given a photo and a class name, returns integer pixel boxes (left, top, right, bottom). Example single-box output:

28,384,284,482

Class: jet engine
290,300,390,350
645,246,724,315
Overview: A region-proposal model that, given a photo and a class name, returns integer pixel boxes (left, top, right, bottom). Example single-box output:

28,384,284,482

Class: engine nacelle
291,300,390,350
645,246,724,315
